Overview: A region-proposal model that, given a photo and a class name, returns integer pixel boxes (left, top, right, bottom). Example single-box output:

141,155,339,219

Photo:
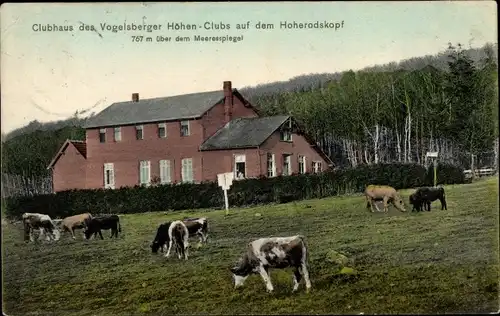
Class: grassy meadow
2,177,499,315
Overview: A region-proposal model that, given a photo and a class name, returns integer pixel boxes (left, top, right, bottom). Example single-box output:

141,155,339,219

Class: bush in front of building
2,162,465,219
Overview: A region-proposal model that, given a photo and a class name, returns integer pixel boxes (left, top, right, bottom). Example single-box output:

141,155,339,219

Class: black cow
84,214,121,240
409,186,447,212
151,221,172,253
151,217,209,254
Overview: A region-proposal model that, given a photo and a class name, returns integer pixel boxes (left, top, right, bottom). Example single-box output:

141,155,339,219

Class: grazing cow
365,185,406,213
22,213,61,242
164,220,189,260
409,186,447,212
183,217,209,244
83,214,121,240
151,221,172,254
229,235,311,293
151,217,209,254
60,213,93,239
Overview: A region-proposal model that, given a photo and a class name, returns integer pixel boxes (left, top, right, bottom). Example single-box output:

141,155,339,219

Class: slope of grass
2,177,499,315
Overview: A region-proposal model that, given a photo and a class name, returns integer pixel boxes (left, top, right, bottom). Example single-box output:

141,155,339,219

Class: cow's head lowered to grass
229,236,312,293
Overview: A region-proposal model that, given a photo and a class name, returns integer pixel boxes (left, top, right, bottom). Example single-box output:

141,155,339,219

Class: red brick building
47,81,333,192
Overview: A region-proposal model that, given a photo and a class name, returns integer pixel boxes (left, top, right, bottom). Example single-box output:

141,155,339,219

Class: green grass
2,177,499,315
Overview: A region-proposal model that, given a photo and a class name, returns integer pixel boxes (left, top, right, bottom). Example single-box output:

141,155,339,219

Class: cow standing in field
183,217,209,245
83,214,121,240
164,220,190,260
60,213,93,239
409,186,447,212
151,221,172,253
151,217,209,254
229,235,311,293
365,185,406,213
22,213,61,242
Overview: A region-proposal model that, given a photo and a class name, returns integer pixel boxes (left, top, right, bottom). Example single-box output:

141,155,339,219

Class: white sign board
217,172,234,213
217,172,234,191
426,151,439,158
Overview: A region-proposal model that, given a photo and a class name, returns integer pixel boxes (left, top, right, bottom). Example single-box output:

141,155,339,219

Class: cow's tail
297,235,309,264
118,218,122,233
202,218,209,241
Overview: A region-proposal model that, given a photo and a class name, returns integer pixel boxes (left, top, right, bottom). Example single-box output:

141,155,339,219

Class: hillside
3,42,497,142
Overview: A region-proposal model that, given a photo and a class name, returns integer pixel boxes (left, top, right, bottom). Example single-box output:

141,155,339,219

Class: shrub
2,162,466,220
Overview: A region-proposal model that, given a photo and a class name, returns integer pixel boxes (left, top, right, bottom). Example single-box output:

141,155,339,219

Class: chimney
132,93,139,102
223,81,232,123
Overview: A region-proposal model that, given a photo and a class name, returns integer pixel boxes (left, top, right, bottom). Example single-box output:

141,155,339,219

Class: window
136,125,144,140
298,155,306,174
99,128,106,143
180,120,190,136
114,127,121,142
267,153,276,177
158,123,167,138
282,154,292,176
103,163,115,189
159,159,171,184
280,129,292,142
181,158,193,183
234,155,246,179
139,160,151,186
312,161,322,173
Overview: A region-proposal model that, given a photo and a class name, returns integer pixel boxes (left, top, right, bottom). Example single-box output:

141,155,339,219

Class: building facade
47,81,333,192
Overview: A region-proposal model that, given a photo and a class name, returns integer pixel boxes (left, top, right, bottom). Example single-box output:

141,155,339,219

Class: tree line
1,42,498,185
244,43,498,169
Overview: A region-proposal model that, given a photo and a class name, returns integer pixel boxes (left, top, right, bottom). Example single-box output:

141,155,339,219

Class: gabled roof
199,115,290,151
199,115,334,166
47,140,87,170
84,89,246,129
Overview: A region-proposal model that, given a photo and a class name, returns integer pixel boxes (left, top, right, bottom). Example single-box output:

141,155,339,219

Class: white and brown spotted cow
230,235,312,293
22,213,61,242
164,220,190,260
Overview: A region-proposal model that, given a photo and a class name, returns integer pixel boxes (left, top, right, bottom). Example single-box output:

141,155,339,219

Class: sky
0,1,497,134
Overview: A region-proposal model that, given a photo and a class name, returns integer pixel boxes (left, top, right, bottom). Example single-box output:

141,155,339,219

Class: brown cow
61,213,93,239
365,185,406,213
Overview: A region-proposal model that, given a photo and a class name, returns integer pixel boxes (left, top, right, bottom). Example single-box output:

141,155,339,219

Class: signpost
426,151,439,187
217,172,234,215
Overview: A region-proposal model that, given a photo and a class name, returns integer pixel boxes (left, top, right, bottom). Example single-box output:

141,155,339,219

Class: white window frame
280,130,292,142
99,128,106,143
139,160,151,186
136,125,144,140
114,127,121,142
267,153,276,177
282,154,292,176
181,158,194,183
180,120,190,137
234,154,246,179
159,159,171,184
298,155,306,174
158,123,167,138
313,161,322,173
103,163,115,189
